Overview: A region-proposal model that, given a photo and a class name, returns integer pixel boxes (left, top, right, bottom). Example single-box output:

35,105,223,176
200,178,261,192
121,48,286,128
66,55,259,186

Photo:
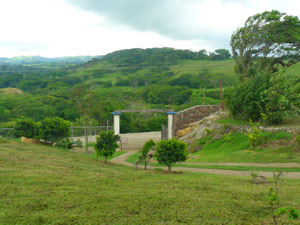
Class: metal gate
161,125,168,140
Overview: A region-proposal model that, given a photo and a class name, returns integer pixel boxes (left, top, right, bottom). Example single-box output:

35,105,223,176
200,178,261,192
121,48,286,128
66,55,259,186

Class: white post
112,112,121,135
167,112,176,140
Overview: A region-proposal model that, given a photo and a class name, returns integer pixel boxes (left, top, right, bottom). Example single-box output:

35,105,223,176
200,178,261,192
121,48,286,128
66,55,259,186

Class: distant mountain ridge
0,55,101,65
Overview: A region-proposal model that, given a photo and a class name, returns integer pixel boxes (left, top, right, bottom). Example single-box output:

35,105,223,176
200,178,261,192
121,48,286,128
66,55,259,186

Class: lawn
187,132,300,163
1,139,300,224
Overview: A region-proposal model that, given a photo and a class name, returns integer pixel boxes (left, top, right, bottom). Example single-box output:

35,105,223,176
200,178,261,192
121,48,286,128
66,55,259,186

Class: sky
0,0,299,58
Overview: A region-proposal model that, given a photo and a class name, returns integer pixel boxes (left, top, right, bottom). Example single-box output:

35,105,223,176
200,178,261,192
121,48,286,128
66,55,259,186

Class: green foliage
231,10,300,80
266,171,300,224
205,128,213,136
93,130,120,163
250,171,258,179
155,138,188,171
247,121,264,148
138,139,156,170
13,119,38,138
296,134,300,150
39,117,70,144
223,132,233,143
56,138,82,150
142,85,192,105
225,71,299,124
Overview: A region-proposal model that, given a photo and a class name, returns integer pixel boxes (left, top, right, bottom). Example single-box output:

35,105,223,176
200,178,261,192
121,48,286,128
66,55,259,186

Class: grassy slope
70,59,300,84
69,59,237,84
1,140,300,224
126,132,300,169
187,133,300,163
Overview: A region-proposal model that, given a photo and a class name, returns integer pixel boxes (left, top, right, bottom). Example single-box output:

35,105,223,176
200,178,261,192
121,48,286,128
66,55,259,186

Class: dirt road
110,151,300,179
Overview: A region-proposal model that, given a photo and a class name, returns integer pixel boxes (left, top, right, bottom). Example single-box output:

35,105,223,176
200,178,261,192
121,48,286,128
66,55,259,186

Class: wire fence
70,126,114,138
0,126,113,140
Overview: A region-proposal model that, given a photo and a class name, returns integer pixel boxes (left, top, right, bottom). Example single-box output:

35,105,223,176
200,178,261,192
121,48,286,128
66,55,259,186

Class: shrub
155,138,188,171
39,117,70,145
223,132,233,143
137,139,156,170
56,138,82,150
247,121,264,148
296,134,300,151
13,119,38,138
225,71,300,124
93,130,120,163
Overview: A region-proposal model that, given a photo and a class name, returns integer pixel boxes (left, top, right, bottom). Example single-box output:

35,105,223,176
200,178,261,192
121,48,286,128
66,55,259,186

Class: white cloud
0,0,299,57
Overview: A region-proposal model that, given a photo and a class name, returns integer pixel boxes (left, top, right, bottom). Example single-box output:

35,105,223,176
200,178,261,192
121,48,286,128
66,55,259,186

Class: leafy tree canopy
231,10,300,80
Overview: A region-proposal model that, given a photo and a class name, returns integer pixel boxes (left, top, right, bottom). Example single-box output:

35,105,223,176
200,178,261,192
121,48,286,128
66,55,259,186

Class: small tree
13,119,38,138
138,139,156,170
155,138,188,171
39,117,70,145
94,130,120,163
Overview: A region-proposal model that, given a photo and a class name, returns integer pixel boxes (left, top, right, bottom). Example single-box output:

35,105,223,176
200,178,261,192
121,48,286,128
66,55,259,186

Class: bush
155,138,188,171
13,119,38,138
137,139,156,170
39,117,70,145
225,71,300,124
93,130,120,163
247,121,264,148
56,138,82,150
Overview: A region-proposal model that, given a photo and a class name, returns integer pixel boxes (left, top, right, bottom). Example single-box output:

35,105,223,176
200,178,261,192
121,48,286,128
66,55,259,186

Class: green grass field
187,132,300,163
1,139,300,224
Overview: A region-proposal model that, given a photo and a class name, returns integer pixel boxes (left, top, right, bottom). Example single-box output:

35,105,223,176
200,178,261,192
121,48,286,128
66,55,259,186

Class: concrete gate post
112,112,121,135
167,112,176,139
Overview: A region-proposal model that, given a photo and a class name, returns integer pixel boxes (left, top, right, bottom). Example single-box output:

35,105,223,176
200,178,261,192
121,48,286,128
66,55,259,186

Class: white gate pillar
112,112,121,135
167,112,176,140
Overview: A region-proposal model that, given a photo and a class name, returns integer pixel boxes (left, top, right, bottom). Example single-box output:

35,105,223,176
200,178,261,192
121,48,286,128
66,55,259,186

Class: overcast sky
0,0,299,58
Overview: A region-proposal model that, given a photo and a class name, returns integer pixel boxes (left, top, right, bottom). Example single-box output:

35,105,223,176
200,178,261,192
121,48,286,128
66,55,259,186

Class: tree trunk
144,162,147,170
168,164,171,171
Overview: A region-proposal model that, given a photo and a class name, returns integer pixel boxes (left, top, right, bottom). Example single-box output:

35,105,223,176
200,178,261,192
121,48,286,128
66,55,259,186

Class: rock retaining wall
174,105,222,136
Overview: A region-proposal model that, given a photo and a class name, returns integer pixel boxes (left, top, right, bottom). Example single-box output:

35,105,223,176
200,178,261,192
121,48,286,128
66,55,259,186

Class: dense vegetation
0,48,237,132
226,10,300,124
1,39,299,132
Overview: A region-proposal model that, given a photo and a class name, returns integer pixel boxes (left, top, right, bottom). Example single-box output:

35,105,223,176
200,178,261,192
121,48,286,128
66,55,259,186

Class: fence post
89,121,92,142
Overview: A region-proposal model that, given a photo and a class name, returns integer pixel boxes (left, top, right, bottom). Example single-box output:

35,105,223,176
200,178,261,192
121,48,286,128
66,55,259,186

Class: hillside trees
231,10,300,80
226,10,300,124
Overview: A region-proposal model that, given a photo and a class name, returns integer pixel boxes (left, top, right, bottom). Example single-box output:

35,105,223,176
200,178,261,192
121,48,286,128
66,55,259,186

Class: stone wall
174,105,222,136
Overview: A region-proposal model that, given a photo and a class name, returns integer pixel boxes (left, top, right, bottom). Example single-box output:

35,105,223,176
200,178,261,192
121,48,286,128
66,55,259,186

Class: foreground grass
1,140,300,224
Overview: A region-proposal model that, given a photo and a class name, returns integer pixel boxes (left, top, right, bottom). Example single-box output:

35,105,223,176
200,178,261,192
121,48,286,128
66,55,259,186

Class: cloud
64,0,241,48
64,0,300,51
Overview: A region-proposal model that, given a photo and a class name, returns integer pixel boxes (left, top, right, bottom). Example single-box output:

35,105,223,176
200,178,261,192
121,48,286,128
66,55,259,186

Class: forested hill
0,47,299,132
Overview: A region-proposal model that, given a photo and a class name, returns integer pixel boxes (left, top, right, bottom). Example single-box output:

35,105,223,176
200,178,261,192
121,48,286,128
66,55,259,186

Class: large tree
231,10,300,80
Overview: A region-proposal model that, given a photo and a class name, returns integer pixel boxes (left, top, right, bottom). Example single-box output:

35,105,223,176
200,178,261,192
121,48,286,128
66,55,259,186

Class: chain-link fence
0,128,14,139
70,126,113,138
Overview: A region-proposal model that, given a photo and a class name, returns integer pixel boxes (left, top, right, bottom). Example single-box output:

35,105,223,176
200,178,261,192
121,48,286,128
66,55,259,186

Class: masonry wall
174,105,222,135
